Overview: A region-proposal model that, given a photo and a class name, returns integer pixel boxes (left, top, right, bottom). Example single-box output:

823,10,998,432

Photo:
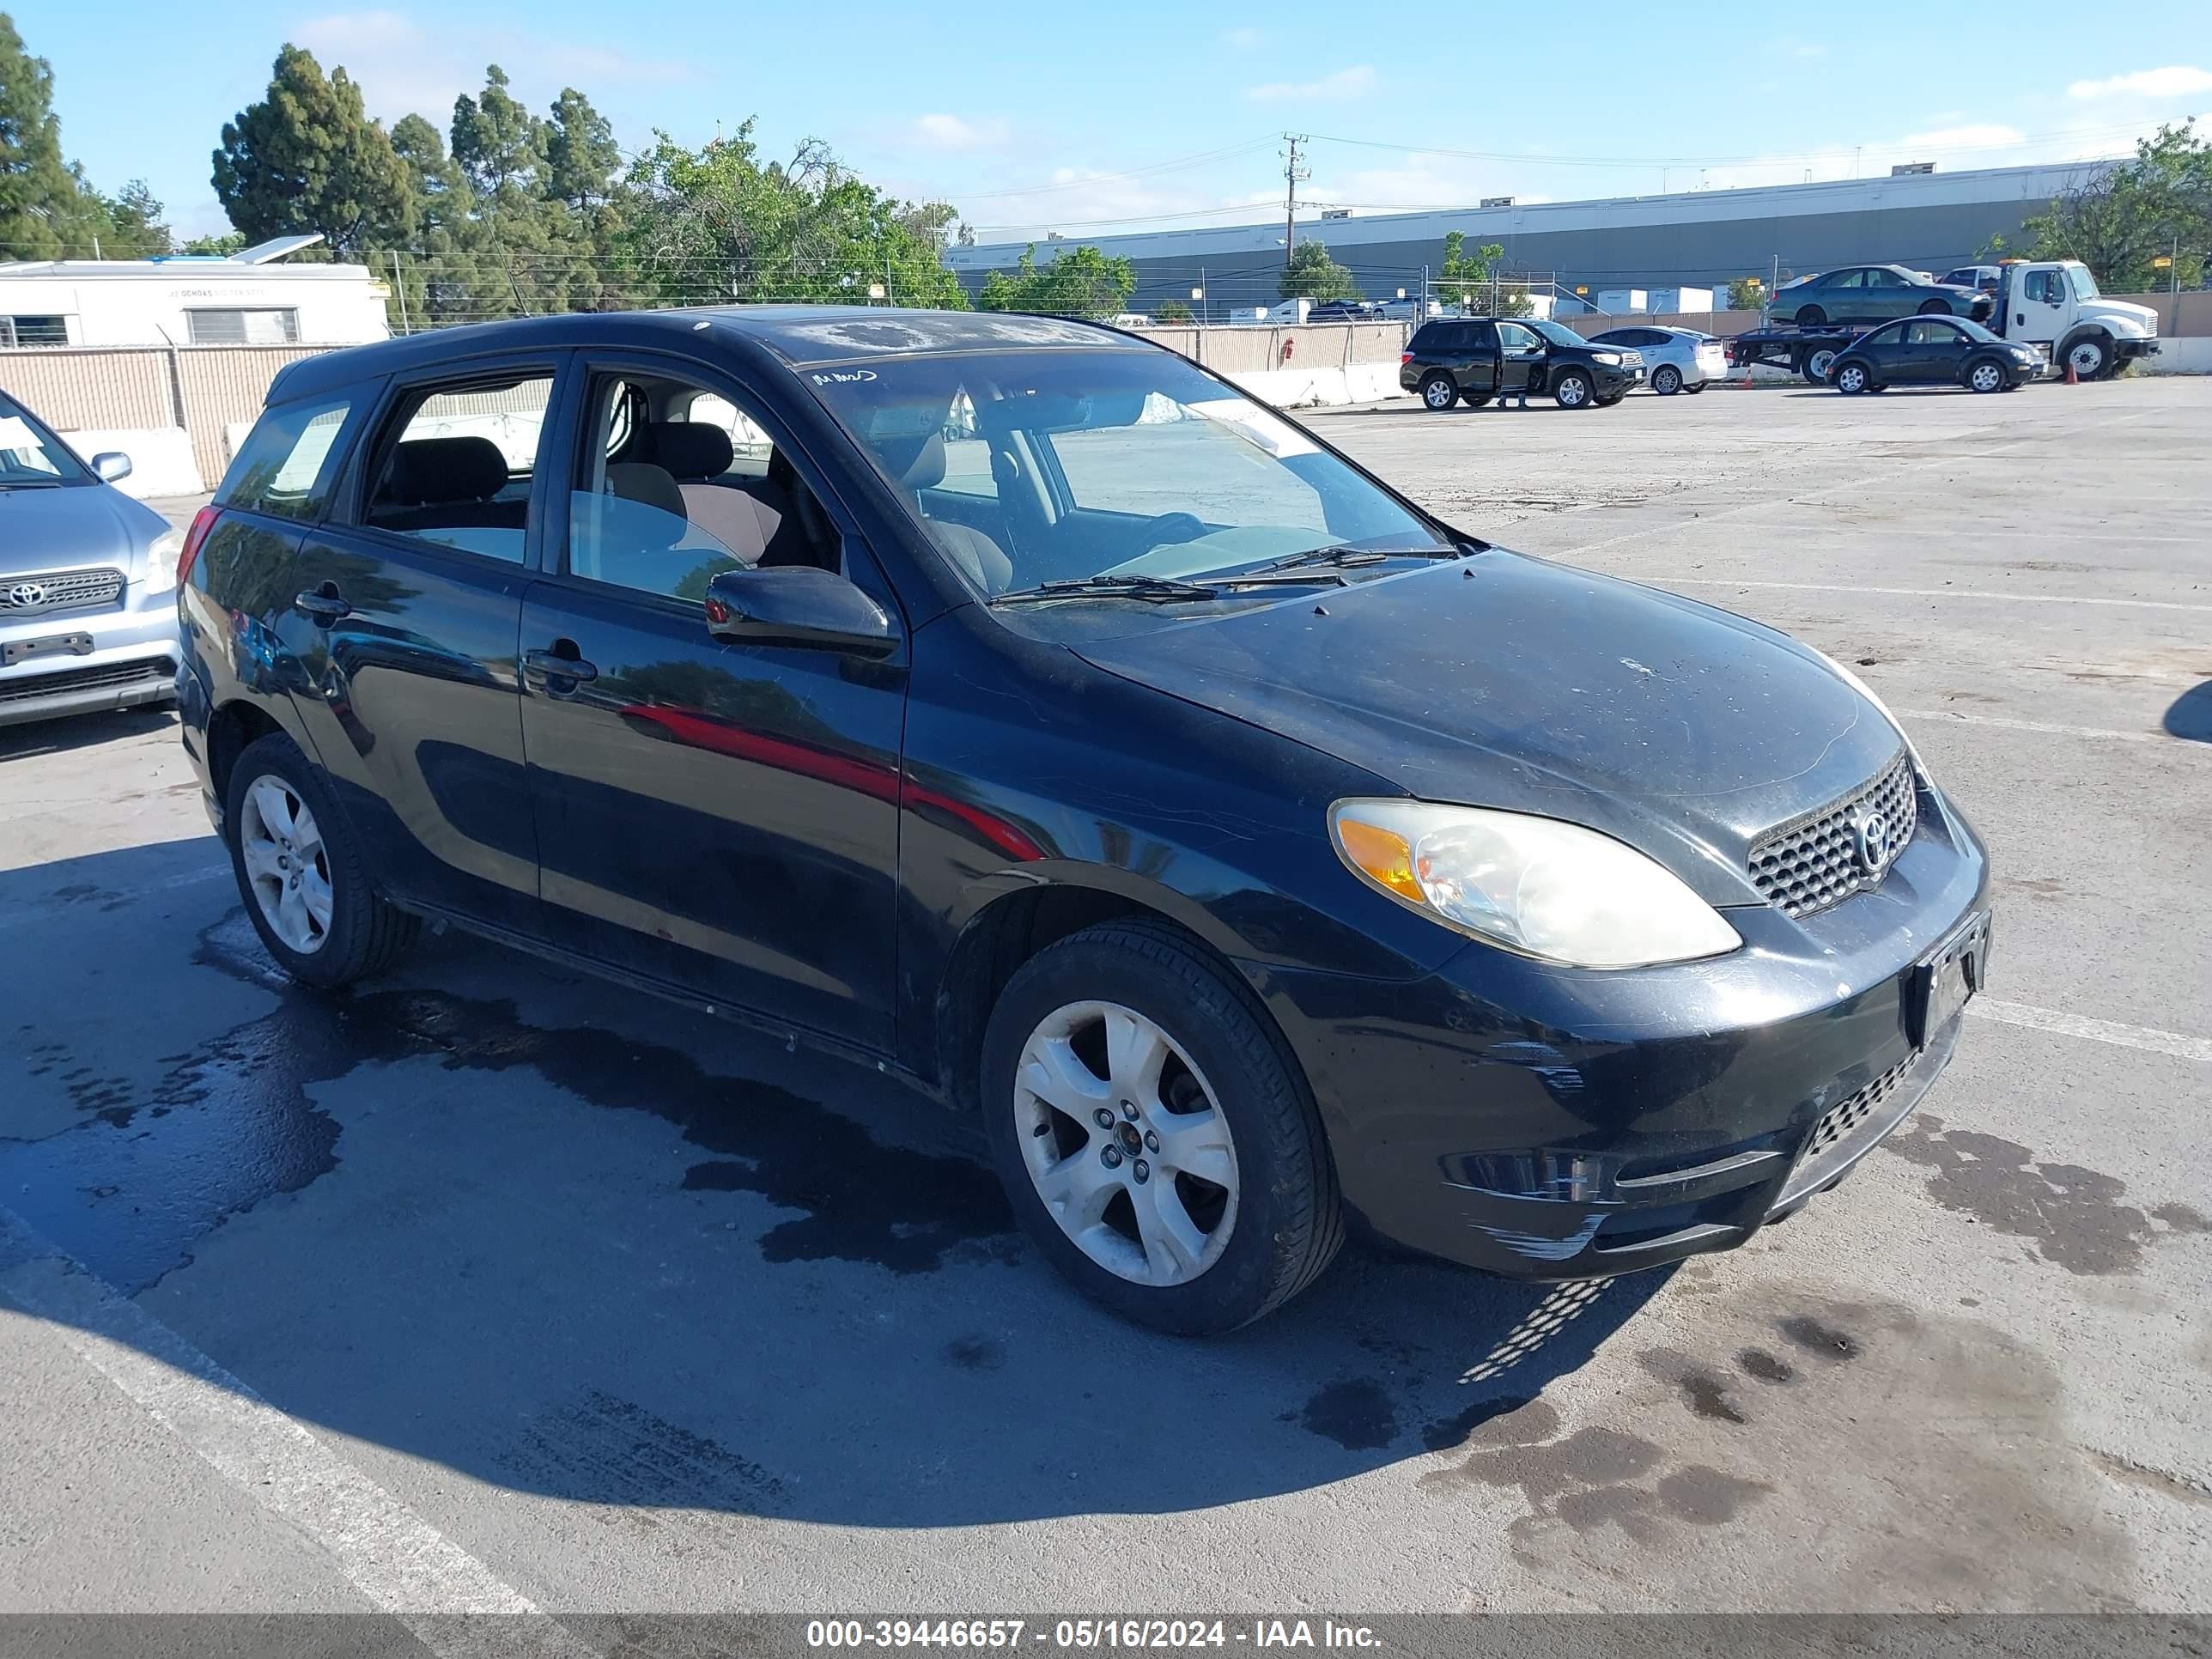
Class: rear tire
1553,368,1595,410
1795,305,1826,327
1419,374,1457,411
1917,299,1950,316
1802,348,1838,385
1834,361,1870,395
981,921,1342,1335
1651,364,1683,395
223,732,418,989
1459,390,1492,408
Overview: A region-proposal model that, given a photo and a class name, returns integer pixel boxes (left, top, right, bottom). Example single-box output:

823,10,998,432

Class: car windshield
0,393,87,488
1953,318,2002,343
1527,319,1589,349
2066,264,2102,300
811,348,1453,596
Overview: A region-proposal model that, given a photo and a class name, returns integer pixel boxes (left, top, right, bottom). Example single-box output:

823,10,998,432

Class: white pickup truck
1987,259,2160,380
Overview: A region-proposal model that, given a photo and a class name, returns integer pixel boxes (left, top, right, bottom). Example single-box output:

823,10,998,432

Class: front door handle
293,583,350,624
524,645,599,685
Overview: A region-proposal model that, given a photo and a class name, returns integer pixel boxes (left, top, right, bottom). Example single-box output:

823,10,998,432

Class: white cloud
1245,64,1376,104
909,113,1011,152
2068,65,2212,100
295,9,690,127
1222,26,1265,48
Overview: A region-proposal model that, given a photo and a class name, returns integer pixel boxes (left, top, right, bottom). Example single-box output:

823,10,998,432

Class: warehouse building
945,161,2093,316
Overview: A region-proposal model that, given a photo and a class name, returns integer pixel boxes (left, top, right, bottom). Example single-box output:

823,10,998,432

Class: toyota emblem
1852,811,1893,874
6,580,46,608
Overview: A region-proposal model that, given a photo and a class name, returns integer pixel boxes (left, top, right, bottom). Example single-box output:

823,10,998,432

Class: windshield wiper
0,478,64,490
1249,543,1467,574
990,574,1224,605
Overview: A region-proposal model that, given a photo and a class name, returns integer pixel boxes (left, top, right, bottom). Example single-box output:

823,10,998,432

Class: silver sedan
1589,325,1731,395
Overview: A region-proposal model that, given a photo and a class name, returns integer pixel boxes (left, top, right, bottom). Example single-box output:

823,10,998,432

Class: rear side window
362,373,555,564
1410,324,1446,352
220,396,352,522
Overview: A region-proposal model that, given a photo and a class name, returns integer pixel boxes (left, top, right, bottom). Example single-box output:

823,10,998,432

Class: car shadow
0,705,175,763
0,838,1674,1529
2165,682,2212,744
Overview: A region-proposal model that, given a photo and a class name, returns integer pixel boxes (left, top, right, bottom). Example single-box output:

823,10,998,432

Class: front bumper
0,587,179,727
2117,337,2161,362
1255,781,1990,1279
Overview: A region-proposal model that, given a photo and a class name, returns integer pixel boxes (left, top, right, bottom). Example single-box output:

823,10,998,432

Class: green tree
0,11,89,258
1279,238,1358,301
976,243,1134,317
621,123,968,308
95,179,170,256
181,229,247,256
1152,298,1193,323
545,87,620,209
1433,230,1531,316
1726,276,1766,309
451,65,543,197
212,45,416,254
2018,121,2212,291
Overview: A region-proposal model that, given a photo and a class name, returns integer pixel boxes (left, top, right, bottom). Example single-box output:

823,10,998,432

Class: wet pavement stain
944,1335,1006,1372
1778,1316,1861,1361
0,912,1014,1294
1886,1115,2207,1275
1736,1348,1796,1384
1421,1392,1539,1453
495,1388,786,1514
1301,1379,1398,1451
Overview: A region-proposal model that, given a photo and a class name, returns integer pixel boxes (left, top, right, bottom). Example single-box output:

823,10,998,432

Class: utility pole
1282,133,1310,272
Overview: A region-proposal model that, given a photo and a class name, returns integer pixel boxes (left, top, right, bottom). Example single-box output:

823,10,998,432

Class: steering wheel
1132,512,1207,554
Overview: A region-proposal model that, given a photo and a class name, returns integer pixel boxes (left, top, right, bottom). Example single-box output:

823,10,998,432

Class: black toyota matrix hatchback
177,307,1991,1334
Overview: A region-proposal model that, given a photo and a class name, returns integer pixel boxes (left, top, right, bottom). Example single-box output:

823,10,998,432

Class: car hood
0,483,167,580
1072,552,1903,905
2085,298,2159,334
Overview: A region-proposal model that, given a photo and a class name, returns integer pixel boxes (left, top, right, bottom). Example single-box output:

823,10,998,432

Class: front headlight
144,528,184,592
1328,799,1741,968
1591,350,1623,366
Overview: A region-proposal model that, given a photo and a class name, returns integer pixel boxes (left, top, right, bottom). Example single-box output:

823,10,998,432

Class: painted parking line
1650,578,2212,614
0,863,229,933
1967,1000,2212,1065
0,1206,595,1658
1894,709,2185,745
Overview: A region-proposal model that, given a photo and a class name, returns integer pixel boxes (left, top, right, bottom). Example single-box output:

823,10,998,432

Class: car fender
2057,324,2113,365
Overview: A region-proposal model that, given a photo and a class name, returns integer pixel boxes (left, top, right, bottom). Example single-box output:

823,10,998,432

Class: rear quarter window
219,395,354,522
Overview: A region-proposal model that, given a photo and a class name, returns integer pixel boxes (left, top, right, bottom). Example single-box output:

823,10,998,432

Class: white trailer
0,236,391,349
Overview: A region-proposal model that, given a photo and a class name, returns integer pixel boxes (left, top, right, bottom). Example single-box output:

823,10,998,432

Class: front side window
361,373,553,562
0,392,89,487
815,348,1449,596
566,368,840,604
219,395,351,520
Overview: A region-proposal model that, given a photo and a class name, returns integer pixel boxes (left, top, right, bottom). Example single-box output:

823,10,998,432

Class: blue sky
17,0,2212,247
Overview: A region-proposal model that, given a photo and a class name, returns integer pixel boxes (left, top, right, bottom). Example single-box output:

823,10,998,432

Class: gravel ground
3,374,2207,1627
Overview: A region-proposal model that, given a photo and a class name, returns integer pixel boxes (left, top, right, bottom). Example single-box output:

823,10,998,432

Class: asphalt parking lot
3,376,2208,1621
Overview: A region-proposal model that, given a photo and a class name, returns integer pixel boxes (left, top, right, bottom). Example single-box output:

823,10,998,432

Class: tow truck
1727,259,2160,384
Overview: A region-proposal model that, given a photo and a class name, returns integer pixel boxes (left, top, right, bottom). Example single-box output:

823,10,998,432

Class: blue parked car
0,388,183,727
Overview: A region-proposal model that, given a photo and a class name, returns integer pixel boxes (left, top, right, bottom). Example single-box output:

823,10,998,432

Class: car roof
266,306,1147,406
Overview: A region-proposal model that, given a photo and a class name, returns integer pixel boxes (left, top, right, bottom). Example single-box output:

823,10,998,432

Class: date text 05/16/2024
805,1622,1382,1650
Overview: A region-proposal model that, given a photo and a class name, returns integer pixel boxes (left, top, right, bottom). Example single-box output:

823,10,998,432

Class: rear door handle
293,583,350,624
524,645,599,685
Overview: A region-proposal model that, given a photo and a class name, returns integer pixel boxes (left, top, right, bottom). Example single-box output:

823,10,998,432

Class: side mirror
91,452,133,483
703,565,897,657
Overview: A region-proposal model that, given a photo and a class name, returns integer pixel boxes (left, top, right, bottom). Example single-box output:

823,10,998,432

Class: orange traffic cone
2063,362,2079,386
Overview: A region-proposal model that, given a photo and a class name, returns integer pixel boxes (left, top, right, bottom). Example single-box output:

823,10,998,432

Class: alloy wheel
1970,362,2004,393
1012,1000,1238,1286
1556,374,1589,408
1838,364,1867,393
1422,377,1455,410
238,774,333,954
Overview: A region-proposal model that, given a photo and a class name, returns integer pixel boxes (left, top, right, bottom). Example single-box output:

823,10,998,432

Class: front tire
1917,299,1951,316
1966,358,2008,394
1419,374,1457,411
2064,333,2112,380
981,921,1341,1334
1553,368,1594,410
1651,364,1682,395
1834,361,1870,394
223,732,418,989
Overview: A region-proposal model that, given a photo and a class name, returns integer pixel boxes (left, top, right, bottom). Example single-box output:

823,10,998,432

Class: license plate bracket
1906,911,1990,1050
1,631,94,667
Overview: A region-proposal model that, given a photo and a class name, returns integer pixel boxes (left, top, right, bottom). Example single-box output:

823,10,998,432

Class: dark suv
174,307,1990,1334
1401,316,1644,410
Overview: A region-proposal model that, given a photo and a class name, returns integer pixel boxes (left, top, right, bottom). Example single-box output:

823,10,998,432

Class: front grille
0,656,174,704
1748,750,1917,918
0,566,125,618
